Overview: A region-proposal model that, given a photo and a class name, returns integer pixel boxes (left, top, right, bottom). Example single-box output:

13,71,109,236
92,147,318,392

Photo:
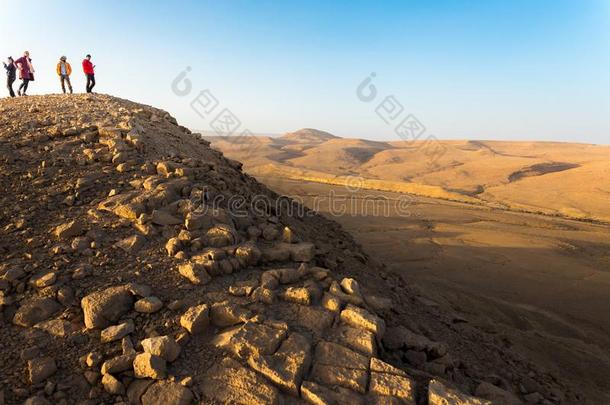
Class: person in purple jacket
14,51,35,96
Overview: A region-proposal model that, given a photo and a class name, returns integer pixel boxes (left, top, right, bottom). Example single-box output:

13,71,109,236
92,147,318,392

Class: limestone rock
178,262,211,285
141,335,181,362
102,373,125,395
134,296,163,313
100,320,135,343
247,332,312,396
369,358,416,404
101,353,137,375
203,224,238,247
180,304,209,335
133,352,167,379
116,234,146,253
210,301,252,327
141,380,193,405
301,380,365,405
340,304,386,338
201,357,279,404
310,341,369,393
428,379,491,405
219,321,288,359
28,357,57,384
81,285,134,329
151,209,182,226
13,298,61,327
53,220,85,239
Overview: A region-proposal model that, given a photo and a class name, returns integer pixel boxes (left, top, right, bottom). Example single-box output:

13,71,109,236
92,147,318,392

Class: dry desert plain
207,129,610,403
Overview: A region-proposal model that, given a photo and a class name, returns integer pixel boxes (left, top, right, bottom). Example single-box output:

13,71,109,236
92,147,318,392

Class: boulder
81,285,134,329
28,357,57,384
13,298,61,327
102,373,125,395
141,335,181,362
180,304,210,335
133,352,167,379
178,262,211,285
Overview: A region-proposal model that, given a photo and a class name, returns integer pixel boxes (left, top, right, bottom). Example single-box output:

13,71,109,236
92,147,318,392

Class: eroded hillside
0,96,582,404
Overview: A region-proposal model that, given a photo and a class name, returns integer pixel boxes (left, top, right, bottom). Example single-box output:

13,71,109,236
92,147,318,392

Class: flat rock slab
247,332,312,396
201,357,280,404
226,321,288,359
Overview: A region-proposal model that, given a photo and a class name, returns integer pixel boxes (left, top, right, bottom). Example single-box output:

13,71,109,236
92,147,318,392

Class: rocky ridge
0,95,580,404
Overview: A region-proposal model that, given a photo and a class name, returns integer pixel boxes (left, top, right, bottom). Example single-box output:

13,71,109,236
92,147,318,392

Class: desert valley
207,128,610,404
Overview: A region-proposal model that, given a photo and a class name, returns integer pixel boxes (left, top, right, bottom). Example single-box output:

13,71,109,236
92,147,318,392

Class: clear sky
1,0,609,144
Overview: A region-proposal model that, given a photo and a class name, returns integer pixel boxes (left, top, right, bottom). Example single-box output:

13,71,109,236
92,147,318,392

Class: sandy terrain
207,129,610,222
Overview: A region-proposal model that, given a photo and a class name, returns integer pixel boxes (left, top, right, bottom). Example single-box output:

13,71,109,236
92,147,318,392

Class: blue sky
1,0,609,144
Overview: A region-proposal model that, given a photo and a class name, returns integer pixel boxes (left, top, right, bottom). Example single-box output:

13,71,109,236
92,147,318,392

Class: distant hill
206,129,610,223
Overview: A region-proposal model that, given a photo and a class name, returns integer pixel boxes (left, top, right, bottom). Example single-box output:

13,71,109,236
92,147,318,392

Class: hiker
82,54,95,93
14,51,34,96
56,56,73,94
3,57,16,97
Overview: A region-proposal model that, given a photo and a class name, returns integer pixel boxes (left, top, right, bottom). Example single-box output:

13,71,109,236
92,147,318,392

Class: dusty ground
258,176,610,404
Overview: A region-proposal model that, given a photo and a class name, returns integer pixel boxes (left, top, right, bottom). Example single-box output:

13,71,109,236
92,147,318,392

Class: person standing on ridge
3,57,16,97
56,56,73,94
15,51,34,96
82,54,95,93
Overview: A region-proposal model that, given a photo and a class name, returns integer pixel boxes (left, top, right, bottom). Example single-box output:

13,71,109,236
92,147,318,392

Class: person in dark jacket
3,57,16,97
14,51,34,96
82,54,95,93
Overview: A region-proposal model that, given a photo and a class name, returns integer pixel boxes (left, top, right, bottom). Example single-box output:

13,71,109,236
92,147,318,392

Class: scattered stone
53,220,85,239
101,353,137,375
133,352,167,379
141,335,181,362
100,320,135,343
134,296,163,313
180,304,209,335
13,298,61,327
116,234,146,253
102,373,125,395
28,357,57,384
178,262,211,285
81,285,134,329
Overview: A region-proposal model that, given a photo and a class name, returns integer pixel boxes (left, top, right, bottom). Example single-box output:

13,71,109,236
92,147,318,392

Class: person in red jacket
82,54,95,93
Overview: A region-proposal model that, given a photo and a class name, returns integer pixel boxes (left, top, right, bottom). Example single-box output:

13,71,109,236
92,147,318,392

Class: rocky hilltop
0,95,580,404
